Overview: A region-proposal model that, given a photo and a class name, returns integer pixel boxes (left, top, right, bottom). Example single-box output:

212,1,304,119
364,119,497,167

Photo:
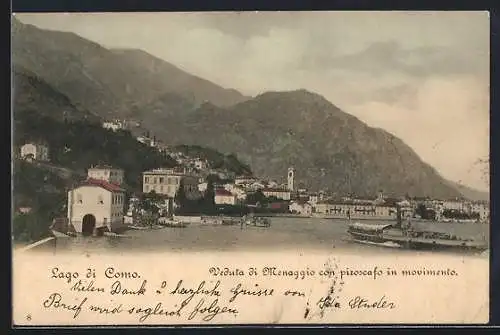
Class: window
154,177,158,184
145,177,150,183
160,186,164,192
159,177,164,184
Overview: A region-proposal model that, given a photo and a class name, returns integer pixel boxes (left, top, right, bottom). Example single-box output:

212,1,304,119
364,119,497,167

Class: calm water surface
54,217,490,257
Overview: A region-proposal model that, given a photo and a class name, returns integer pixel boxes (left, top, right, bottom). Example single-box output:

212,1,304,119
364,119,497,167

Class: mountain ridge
12,17,249,120
12,17,478,199
144,89,462,198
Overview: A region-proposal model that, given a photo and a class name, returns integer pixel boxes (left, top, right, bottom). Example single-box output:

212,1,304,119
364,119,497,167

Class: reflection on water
53,218,490,256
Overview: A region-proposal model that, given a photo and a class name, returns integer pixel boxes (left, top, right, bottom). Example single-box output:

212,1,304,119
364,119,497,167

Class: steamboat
347,206,488,251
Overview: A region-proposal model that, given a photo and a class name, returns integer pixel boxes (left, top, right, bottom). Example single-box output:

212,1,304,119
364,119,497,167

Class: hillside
13,67,100,122
11,17,249,119
14,110,178,191
12,159,69,242
151,90,462,198
173,144,253,177
447,181,489,202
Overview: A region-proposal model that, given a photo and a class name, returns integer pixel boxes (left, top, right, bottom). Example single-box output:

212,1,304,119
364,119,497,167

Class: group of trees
174,178,216,215
442,209,480,220
415,204,436,220
244,190,280,207
13,159,67,243
15,110,177,191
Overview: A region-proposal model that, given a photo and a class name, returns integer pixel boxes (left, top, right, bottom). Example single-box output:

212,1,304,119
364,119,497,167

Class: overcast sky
15,11,490,191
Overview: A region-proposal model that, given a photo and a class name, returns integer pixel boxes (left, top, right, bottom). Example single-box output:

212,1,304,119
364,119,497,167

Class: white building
142,168,200,199
194,158,209,170
20,143,49,162
471,201,490,222
198,182,208,192
223,184,247,201
268,180,279,188
314,200,396,220
87,166,124,185
136,136,151,146
102,120,126,131
67,179,126,235
234,176,257,185
215,189,238,205
442,199,468,212
308,194,319,206
249,181,266,191
289,200,312,216
262,188,291,201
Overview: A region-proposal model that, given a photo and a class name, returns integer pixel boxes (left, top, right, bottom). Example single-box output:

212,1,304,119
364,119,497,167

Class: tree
245,190,267,206
174,179,192,215
202,179,216,214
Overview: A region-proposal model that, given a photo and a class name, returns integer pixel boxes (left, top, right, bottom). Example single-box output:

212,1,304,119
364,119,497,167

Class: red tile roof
79,178,125,192
263,188,290,193
215,189,233,196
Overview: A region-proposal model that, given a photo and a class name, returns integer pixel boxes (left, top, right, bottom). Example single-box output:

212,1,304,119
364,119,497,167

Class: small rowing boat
51,229,76,238
158,217,189,228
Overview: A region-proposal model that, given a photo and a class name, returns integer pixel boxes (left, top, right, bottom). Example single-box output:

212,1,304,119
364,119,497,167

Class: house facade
102,120,127,131
234,176,257,186
67,178,125,235
471,201,490,222
262,188,291,201
87,166,124,185
142,168,199,199
20,143,49,162
289,200,313,216
314,200,397,220
215,189,238,205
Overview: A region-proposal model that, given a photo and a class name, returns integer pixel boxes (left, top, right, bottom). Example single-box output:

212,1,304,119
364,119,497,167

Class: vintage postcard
11,11,490,326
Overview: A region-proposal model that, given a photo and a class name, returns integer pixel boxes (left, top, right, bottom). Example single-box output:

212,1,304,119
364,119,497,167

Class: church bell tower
287,167,295,191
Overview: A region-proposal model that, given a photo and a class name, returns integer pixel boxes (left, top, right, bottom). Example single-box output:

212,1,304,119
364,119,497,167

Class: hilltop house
67,178,126,235
102,120,127,131
20,142,49,162
87,165,124,186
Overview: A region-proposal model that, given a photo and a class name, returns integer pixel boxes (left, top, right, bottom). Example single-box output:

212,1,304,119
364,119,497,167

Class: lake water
53,217,490,257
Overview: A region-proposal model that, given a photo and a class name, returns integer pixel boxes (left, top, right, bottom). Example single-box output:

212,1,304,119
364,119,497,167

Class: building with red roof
67,178,126,235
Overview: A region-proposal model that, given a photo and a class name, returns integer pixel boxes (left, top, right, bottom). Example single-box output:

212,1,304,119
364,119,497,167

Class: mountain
13,66,100,122
447,181,489,202
148,89,462,198
11,17,249,120
11,18,463,199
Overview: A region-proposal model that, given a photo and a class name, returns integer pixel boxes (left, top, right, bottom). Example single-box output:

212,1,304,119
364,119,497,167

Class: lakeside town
15,118,490,238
